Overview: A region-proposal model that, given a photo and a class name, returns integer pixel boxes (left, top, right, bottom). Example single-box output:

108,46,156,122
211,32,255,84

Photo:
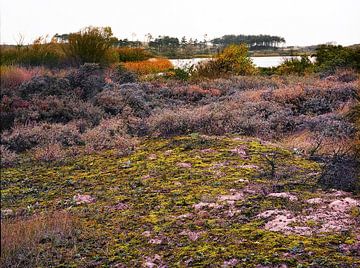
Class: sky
1,0,359,46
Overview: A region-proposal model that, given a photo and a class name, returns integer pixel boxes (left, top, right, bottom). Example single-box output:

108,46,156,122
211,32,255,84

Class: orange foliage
124,58,173,75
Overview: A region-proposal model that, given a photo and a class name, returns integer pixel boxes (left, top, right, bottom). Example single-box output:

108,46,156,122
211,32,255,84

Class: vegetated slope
1,135,359,267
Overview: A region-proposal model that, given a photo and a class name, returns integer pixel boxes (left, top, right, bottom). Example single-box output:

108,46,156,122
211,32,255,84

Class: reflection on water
170,56,313,69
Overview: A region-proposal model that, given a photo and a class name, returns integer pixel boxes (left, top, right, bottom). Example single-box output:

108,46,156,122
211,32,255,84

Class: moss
1,135,359,266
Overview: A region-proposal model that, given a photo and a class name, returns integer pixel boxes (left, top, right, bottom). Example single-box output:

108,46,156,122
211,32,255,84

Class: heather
1,43,360,266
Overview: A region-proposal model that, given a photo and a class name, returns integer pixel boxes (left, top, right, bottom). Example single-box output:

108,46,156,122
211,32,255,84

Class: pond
170,56,310,69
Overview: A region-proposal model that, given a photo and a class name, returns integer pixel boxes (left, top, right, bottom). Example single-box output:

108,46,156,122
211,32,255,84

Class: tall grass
1,211,78,268
64,26,118,65
1,37,66,67
0,66,37,88
117,47,152,62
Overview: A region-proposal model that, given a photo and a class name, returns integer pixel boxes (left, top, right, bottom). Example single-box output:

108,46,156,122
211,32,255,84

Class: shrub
1,211,77,268
19,75,71,99
315,44,360,72
109,64,138,84
67,63,106,99
124,58,173,75
31,96,105,125
117,47,152,62
82,117,138,154
95,84,151,117
319,153,360,193
0,96,31,131
64,26,117,65
165,67,192,81
276,56,314,75
32,143,66,162
195,44,257,78
0,95,104,130
2,122,83,152
0,145,18,167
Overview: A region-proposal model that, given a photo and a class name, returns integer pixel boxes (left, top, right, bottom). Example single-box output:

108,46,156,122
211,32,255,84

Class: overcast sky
1,0,359,46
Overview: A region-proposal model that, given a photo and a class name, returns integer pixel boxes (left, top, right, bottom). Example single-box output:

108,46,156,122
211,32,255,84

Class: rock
164,150,173,156
229,146,248,157
306,198,323,204
200,148,217,154
267,192,298,201
109,202,129,211
142,231,151,237
179,230,203,241
222,258,239,267
176,162,192,168
148,154,157,160
148,238,162,244
1,208,14,217
257,209,288,219
329,198,359,212
73,194,96,205
236,178,249,183
218,192,244,202
237,164,259,169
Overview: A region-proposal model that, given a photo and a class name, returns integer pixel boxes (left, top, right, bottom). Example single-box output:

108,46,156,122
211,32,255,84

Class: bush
31,96,105,125
195,44,257,78
64,26,117,65
32,143,66,162
319,154,360,193
315,44,360,72
2,123,83,153
82,117,137,154
19,75,71,99
0,95,104,130
117,47,152,62
95,84,150,117
67,63,106,99
0,145,18,167
109,64,138,84
276,56,314,75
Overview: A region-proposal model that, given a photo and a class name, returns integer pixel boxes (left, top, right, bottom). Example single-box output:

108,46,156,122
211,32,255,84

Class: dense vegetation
211,34,286,49
1,26,359,267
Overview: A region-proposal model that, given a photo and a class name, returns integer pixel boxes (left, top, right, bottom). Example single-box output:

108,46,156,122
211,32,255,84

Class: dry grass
281,130,352,156
0,66,36,88
1,211,77,268
124,58,173,75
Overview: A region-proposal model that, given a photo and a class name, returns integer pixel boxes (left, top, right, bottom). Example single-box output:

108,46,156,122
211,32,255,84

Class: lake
170,56,307,69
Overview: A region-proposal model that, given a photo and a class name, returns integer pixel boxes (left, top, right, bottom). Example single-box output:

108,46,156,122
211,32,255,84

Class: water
170,56,304,69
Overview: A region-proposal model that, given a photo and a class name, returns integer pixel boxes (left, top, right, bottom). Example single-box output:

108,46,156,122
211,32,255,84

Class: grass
1,211,77,268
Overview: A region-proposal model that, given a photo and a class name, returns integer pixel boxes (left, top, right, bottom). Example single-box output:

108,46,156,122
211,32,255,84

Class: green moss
1,136,358,266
